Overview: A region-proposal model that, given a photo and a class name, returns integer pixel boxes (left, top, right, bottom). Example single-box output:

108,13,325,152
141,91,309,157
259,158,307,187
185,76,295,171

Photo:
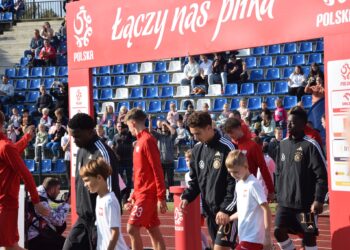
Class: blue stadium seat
251,46,265,56
266,68,280,80
275,55,289,67
41,159,52,173
19,57,30,67
133,100,146,110
175,157,189,173
283,42,297,54
17,67,29,78
30,67,43,78
315,41,324,52
154,61,167,73
299,41,313,53
148,100,162,113
26,91,39,103
256,82,272,95
53,159,66,173
308,53,322,64
56,55,67,66
14,94,25,105
143,74,155,85
163,100,178,112
266,96,279,110
283,96,297,109
267,44,281,55
44,67,56,77
247,97,262,110
112,76,126,86
245,57,257,68
249,69,264,81
157,73,170,84
15,79,27,90
224,84,238,96
230,98,241,110
97,66,110,75
240,83,254,95
302,66,310,77
1,12,13,22
100,89,113,100
130,87,143,99
126,63,138,74
283,67,294,79
57,66,68,77
117,101,130,113
29,79,41,89
28,105,37,115
302,95,312,109
92,77,98,87
93,89,98,100
160,86,174,98
92,67,97,75
291,54,306,66
259,56,273,67
273,81,289,94
212,98,227,112
99,76,112,87
145,87,158,98
24,159,36,173
5,68,16,78
111,64,124,75
43,78,54,89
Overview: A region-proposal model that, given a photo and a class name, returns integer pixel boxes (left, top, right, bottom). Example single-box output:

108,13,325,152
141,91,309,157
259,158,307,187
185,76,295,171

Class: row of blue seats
25,159,66,174
91,62,171,75
12,77,68,90
245,53,323,69
251,41,324,55
0,12,13,22
5,66,68,79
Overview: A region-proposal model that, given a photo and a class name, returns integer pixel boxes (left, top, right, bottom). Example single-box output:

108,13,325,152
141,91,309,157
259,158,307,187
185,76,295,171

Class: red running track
64,212,331,249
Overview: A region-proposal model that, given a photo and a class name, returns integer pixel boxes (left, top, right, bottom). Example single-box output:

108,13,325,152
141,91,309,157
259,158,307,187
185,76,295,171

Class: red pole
170,186,202,250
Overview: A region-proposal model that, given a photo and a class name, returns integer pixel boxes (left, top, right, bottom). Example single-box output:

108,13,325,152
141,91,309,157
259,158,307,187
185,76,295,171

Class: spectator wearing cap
0,75,14,105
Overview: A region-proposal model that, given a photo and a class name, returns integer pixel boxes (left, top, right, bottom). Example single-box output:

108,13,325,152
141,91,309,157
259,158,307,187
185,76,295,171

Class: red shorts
127,197,160,229
236,241,263,250
0,209,19,247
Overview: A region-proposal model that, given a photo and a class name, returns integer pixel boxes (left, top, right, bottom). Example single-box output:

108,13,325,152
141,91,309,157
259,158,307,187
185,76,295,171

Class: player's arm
219,168,236,214
254,143,274,198
14,125,35,153
181,151,201,205
261,202,273,248
107,227,119,250
229,212,238,221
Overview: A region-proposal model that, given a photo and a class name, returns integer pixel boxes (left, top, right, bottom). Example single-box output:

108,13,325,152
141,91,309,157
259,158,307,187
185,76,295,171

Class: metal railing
21,0,65,20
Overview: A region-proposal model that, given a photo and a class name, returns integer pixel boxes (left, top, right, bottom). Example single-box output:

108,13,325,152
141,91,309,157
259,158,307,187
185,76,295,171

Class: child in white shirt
225,150,273,250
80,158,128,250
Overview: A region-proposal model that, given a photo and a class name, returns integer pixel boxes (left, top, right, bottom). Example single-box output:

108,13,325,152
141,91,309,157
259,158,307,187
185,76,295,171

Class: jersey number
131,205,143,218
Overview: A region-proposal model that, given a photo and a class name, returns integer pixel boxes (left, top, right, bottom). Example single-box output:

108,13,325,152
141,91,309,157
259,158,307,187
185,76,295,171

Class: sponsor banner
67,0,350,68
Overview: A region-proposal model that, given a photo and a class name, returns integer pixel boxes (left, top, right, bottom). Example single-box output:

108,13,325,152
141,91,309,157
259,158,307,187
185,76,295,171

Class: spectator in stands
105,120,115,145
96,124,108,143
9,107,21,128
183,103,194,129
20,108,34,126
240,61,249,83
58,18,67,38
197,54,212,86
201,102,210,113
288,65,306,101
175,118,190,156
39,108,52,129
227,54,243,84
40,21,54,40
100,104,116,125
27,177,70,250
267,127,283,162
307,62,324,84
117,105,128,123
61,131,70,187
36,85,53,114
217,103,231,127
50,81,68,115
13,0,24,19
34,39,57,67
46,121,66,162
149,115,177,202
7,124,19,143
24,29,43,59
112,122,134,204
208,52,227,90
0,75,14,105
237,98,250,120
34,123,48,162
181,55,200,89
54,108,68,126
0,0,14,13
260,109,276,142
305,76,325,105
166,102,179,127
274,98,288,136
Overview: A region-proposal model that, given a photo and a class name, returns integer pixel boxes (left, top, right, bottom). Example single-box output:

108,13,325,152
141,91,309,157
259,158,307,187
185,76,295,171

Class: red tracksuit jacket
131,129,166,200
0,133,40,210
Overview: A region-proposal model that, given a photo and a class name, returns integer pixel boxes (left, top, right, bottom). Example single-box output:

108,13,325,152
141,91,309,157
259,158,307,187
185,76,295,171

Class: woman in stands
100,104,116,125
304,76,325,105
288,65,306,101
307,62,324,84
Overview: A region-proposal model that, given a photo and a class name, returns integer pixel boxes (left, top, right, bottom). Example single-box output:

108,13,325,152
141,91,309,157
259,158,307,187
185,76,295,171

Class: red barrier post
170,186,201,250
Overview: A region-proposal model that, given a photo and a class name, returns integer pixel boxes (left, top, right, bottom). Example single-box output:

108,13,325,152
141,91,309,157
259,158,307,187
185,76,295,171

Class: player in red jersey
124,108,167,250
0,111,49,250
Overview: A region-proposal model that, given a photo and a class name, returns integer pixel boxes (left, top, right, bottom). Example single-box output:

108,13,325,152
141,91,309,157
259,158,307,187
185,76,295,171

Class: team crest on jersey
281,153,286,162
213,151,222,169
199,160,205,169
294,147,303,162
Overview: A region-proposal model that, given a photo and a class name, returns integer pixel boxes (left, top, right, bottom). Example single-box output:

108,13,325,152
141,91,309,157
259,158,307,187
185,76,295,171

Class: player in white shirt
80,158,128,250
225,150,273,250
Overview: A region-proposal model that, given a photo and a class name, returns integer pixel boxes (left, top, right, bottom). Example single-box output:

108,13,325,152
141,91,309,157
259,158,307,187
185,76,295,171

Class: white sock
277,238,295,250
305,246,318,250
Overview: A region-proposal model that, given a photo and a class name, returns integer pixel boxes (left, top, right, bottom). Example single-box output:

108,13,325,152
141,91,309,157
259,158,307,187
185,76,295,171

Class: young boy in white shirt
80,157,128,250
225,150,273,250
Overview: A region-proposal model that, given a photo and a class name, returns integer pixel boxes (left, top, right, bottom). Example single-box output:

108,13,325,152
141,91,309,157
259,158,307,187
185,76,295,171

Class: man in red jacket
224,117,275,201
124,108,167,250
0,111,49,250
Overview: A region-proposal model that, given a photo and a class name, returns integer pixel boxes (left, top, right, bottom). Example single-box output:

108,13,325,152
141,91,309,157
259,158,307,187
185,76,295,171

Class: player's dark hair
68,113,96,130
289,106,308,124
223,117,241,133
187,112,212,128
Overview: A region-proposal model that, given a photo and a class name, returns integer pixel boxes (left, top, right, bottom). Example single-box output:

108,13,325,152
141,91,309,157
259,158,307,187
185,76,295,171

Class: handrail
19,0,65,20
